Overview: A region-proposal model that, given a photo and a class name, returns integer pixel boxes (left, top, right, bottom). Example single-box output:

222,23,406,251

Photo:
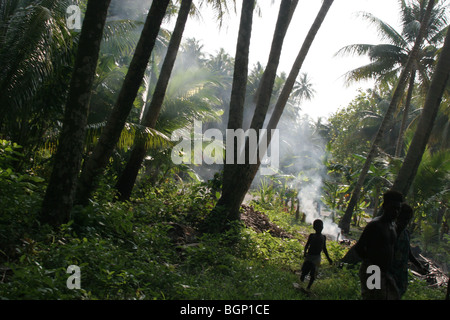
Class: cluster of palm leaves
332,0,449,234
337,0,448,84
336,0,449,156
0,0,75,155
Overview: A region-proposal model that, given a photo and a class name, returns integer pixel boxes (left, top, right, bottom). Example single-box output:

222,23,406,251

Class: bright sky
181,0,403,121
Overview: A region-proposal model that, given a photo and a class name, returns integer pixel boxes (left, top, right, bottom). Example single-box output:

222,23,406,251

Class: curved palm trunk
210,0,333,232
338,0,436,234
114,0,193,201
75,0,170,206
392,26,450,196
40,0,111,227
395,68,416,157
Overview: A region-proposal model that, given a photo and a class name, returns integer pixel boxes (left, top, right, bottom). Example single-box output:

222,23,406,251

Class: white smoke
297,171,341,241
277,114,341,240
108,0,153,21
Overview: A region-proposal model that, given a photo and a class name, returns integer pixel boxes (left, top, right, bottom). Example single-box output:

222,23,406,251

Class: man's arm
354,223,374,259
322,236,333,264
409,246,427,274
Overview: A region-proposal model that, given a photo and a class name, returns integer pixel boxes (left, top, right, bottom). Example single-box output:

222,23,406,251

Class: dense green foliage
0,151,446,299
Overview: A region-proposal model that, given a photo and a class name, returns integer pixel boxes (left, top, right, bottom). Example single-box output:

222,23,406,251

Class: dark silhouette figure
446,277,449,300
354,190,403,299
391,203,427,298
299,219,333,291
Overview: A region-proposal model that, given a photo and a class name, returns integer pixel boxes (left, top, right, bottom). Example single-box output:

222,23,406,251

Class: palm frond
429,24,449,45
334,43,375,58
101,19,143,58
400,0,450,44
121,122,173,151
0,1,72,95
356,11,408,48
368,44,408,62
342,59,403,85
413,148,450,199
85,121,173,153
197,0,235,28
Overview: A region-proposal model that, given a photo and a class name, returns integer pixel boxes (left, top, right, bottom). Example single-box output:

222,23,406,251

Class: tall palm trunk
395,68,416,157
392,26,450,196
210,0,333,232
249,0,298,133
221,0,255,200
212,0,296,230
338,0,436,234
75,0,170,206
266,0,334,133
40,0,111,227
114,0,193,201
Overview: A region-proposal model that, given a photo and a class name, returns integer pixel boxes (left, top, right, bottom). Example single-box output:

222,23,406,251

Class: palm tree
291,72,316,107
203,48,235,129
336,0,448,156
0,0,74,152
114,0,194,201
354,84,410,155
395,68,417,156
75,0,170,206
114,0,237,200
392,25,450,197
203,0,254,231
40,0,112,226
336,0,447,84
338,0,436,234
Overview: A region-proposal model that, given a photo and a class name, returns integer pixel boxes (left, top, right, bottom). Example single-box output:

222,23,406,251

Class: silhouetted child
300,219,333,291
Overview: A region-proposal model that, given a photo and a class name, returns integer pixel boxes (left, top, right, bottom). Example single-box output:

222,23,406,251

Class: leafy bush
0,140,45,263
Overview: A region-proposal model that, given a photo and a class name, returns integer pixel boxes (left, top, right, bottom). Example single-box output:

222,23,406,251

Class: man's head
397,203,413,233
382,190,403,220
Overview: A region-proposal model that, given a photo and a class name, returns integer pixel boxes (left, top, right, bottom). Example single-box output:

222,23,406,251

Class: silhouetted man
391,203,427,298
354,190,403,299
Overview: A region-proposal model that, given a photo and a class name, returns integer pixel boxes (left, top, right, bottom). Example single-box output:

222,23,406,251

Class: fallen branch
410,254,449,288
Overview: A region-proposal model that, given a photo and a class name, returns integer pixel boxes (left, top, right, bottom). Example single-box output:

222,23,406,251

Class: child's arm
322,236,333,264
304,234,312,257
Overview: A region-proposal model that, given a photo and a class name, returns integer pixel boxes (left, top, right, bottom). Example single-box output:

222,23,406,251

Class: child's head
313,219,323,233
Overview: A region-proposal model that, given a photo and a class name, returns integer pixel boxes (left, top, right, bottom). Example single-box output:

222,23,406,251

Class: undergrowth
0,172,447,300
